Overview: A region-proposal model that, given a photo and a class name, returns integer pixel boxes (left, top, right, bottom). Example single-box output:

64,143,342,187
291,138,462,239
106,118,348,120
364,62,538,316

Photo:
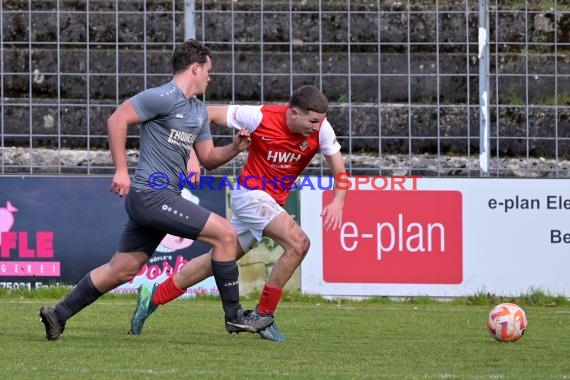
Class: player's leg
129,189,243,326
183,212,245,326
161,211,272,332
130,216,252,335
130,191,272,334
256,211,309,313
40,215,164,341
153,241,248,303
262,213,310,289
40,237,163,340
226,189,298,341
163,214,252,294
249,213,308,342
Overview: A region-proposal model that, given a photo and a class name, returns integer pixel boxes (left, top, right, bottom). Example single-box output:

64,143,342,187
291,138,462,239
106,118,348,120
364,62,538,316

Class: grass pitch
1,291,569,379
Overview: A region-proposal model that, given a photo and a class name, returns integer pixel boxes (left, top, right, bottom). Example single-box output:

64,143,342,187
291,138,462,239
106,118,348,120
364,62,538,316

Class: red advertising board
323,190,463,284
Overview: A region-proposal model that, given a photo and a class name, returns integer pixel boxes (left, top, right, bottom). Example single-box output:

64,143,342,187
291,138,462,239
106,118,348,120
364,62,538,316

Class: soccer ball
487,303,527,342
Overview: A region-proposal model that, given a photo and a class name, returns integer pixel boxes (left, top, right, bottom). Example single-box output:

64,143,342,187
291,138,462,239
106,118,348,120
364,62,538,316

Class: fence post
185,0,196,40
478,0,490,175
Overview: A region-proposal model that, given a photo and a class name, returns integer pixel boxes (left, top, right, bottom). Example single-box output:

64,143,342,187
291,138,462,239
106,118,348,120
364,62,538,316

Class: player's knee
115,268,139,283
107,252,145,284
211,225,237,248
102,269,135,287
292,233,310,259
220,226,238,245
300,234,310,256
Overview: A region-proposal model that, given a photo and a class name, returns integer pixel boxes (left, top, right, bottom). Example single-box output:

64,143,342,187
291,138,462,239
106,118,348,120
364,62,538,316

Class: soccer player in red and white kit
130,85,347,341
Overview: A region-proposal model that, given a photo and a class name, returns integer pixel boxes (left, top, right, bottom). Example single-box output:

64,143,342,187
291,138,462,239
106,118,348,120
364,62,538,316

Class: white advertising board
300,177,570,297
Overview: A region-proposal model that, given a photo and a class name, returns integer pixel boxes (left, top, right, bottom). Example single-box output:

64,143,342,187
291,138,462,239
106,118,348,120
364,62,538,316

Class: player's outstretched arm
321,151,347,231
207,105,230,127
192,128,250,170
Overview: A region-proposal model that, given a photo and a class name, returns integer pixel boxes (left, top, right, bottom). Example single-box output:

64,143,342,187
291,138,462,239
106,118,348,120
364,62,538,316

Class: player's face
290,108,325,136
194,57,212,94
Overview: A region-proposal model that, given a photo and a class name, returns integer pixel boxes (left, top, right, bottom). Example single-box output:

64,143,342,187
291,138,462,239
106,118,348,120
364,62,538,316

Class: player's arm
207,105,261,134
107,99,140,196
186,149,201,186
207,105,230,127
194,104,258,169
322,151,347,231
192,128,250,170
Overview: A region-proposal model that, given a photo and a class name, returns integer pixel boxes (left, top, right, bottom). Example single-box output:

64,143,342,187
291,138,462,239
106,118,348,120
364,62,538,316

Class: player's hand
186,149,201,186
321,199,343,231
110,170,131,197
233,126,251,152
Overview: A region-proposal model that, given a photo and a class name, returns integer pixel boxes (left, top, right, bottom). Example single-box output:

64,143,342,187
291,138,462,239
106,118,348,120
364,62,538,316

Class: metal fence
1,1,569,177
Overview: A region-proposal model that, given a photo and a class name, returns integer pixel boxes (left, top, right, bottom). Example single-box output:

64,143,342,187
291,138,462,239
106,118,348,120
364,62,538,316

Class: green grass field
1,290,569,380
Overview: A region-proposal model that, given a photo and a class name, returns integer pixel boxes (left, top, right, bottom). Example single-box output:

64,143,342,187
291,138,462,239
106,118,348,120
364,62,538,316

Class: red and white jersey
226,104,341,205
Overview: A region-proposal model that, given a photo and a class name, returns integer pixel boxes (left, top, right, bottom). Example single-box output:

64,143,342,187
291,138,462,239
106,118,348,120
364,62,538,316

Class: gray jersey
129,81,211,192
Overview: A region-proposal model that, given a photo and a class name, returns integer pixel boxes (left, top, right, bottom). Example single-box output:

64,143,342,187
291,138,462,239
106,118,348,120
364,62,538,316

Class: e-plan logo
323,190,463,284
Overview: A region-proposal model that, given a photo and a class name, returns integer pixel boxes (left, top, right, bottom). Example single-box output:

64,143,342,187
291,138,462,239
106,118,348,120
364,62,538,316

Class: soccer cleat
39,305,66,341
225,308,274,334
129,283,158,335
258,321,287,342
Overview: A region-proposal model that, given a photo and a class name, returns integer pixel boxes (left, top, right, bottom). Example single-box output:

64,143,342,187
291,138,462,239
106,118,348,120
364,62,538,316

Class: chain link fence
1,0,569,177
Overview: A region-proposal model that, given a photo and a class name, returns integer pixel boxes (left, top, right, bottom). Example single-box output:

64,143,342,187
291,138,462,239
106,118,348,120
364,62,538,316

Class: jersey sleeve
130,88,173,122
226,105,263,133
319,119,341,156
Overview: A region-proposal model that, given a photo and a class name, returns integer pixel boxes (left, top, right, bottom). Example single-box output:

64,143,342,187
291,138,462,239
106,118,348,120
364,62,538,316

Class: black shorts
117,188,211,256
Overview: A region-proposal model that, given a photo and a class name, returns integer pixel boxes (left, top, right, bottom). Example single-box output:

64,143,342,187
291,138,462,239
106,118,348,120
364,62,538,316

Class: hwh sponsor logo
266,150,302,163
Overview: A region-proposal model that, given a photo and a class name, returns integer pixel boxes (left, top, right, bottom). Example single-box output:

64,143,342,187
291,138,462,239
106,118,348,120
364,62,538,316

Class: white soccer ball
487,303,527,342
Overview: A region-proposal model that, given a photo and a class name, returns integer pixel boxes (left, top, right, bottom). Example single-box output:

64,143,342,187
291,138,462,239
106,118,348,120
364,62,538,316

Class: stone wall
1,0,569,158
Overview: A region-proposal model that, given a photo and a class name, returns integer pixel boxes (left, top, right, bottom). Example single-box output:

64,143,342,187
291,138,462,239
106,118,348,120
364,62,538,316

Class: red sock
152,276,186,305
256,284,283,316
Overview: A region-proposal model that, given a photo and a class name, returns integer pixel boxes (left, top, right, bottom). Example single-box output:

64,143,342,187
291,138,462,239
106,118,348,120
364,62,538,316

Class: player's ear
191,63,200,76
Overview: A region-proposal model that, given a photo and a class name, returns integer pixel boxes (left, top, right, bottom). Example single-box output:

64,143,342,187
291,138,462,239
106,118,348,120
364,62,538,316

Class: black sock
211,260,240,321
55,273,103,322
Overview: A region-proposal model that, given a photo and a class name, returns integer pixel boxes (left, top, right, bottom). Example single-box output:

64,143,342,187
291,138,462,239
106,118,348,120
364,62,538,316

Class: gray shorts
117,188,211,256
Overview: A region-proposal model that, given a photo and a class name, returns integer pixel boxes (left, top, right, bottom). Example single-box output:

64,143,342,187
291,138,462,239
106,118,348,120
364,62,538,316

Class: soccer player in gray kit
39,39,273,341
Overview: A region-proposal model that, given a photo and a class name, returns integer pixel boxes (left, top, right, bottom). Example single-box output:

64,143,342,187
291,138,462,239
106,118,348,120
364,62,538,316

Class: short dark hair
172,39,213,74
289,85,328,114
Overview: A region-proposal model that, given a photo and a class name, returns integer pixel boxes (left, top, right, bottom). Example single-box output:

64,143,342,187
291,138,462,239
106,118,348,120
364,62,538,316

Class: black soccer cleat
39,305,66,341
225,308,274,334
